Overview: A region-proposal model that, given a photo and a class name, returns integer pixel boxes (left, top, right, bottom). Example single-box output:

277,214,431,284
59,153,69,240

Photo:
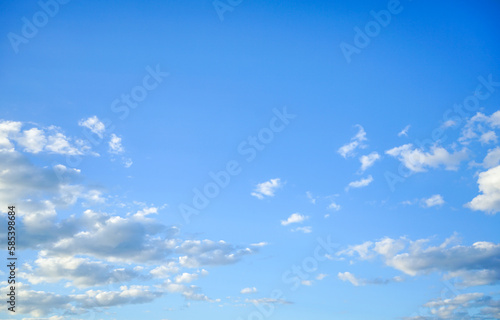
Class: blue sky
1,0,500,319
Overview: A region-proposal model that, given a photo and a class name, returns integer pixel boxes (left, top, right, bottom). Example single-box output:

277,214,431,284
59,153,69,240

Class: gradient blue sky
1,0,500,319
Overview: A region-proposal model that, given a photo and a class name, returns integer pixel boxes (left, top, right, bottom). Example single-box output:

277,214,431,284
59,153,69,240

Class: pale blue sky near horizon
1,0,500,319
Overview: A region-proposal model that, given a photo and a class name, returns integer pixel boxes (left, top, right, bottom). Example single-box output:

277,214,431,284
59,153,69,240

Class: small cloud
291,226,312,233
301,280,313,286
123,158,133,168
281,213,308,226
251,178,282,199
346,175,373,191
398,125,411,137
338,272,362,286
250,242,268,247
316,274,328,280
306,191,318,204
359,152,380,172
328,202,341,211
338,125,367,158
240,287,257,294
109,133,124,154
422,194,445,208
79,116,106,138
441,120,457,128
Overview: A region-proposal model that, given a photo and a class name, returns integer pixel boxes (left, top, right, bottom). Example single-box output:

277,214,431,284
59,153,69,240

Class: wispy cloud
338,125,367,158
346,175,373,190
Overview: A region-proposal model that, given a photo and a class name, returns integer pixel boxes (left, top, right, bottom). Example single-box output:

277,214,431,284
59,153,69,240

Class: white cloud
301,280,313,286
328,201,341,211
398,124,411,137
19,255,137,288
45,132,85,155
176,240,256,268
251,178,282,199
466,164,500,214
0,282,163,317
161,279,213,302
408,292,500,320
150,262,180,278
359,152,380,171
483,146,500,169
281,213,308,226
459,110,500,144
422,194,445,208
78,116,106,138
338,272,401,286
316,273,328,280
109,133,124,154
291,226,312,233
385,144,468,172
442,119,457,128
250,242,268,247
480,130,498,144
240,287,257,294
337,235,500,287
175,270,208,283
338,272,362,286
306,191,317,204
16,127,47,153
346,175,373,190
338,125,367,158
0,120,22,151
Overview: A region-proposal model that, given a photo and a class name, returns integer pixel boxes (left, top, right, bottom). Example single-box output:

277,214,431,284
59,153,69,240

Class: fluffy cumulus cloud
337,235,500,287
0,120,91,155
251,178,282,199
19,255,138,288
0,282,163,317
338,125,367,158
466,165,500,214
386,144,468,172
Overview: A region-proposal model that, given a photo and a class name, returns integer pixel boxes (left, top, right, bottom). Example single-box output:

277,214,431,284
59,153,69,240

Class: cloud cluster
337,235,500,287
